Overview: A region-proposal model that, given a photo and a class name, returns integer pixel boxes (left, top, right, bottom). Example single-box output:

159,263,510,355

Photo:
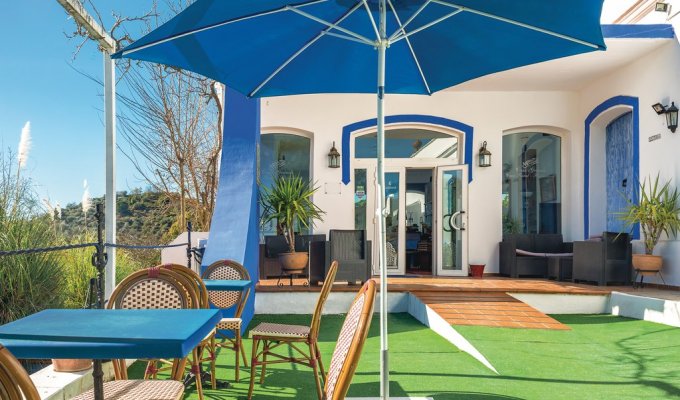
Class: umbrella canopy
113,0,605,97
113,1,605,398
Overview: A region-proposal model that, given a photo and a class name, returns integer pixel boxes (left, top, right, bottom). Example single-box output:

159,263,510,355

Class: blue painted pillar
202,86,260,330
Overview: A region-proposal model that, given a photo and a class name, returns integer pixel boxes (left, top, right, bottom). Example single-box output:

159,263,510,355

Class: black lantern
653,101,679,133
666,102,678,133
328,141,341,168
478,141,491,167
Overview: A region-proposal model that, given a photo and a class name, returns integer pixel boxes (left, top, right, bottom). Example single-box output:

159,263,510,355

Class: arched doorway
584,96,639,239
351,123,468,277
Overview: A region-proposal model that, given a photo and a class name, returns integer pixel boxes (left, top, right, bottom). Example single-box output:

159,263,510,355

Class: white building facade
256,14,680,287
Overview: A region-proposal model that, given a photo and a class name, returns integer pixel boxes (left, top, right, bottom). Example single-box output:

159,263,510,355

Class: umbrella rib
288,6,375,45
387,0,431,42
387,0,431,94
431,0,603,49
249,1,367,97
116,0,328,57
361,0,380,40
390,8,463,43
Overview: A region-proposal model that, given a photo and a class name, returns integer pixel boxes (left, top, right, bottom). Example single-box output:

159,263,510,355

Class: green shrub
0,152,63,324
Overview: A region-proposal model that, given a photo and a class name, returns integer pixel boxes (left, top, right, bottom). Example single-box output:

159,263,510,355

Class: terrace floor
257,276,679,330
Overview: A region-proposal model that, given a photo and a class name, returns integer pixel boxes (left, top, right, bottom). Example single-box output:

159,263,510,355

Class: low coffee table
548,255,573,281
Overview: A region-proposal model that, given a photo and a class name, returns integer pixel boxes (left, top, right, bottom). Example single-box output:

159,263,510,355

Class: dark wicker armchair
326,230,372,284
572,232,632,286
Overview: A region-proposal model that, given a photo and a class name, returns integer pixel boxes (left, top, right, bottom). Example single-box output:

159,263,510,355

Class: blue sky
0,1,160,207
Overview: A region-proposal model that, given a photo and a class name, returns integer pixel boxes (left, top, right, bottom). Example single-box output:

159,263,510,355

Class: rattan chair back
160,263,210,309
309,261,339,340
201,260,251,317
323,279,376,400
108,267,199,310
0,345,40,400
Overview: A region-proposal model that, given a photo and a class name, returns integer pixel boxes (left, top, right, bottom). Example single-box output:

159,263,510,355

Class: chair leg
192,348,204,400
210,335,217,390
260,340,269,384
173,357,188,381
314,341,325,379
309,342,323,400
248,337,259,400
235,331,241,382
241,339,249,366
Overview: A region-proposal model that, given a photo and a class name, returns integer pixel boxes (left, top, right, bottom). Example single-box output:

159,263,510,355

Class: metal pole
92,203,107,400
377,0,389,398
186,221,193,270
104,51,117,300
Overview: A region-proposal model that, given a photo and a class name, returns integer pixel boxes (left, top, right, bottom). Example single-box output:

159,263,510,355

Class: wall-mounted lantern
478,141,492,167
652,101,678,133
655,2,670,13
328,141,341,168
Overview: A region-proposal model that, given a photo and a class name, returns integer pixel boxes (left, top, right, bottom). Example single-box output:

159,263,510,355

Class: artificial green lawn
130,314,680,399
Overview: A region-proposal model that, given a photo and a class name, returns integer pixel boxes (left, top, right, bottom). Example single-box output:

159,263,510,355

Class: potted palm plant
260,175,324,273
617,174,680,272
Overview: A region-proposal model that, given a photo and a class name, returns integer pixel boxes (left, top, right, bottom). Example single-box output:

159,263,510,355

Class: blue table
0,309,221,400
203,279,251,291
0,309,221,359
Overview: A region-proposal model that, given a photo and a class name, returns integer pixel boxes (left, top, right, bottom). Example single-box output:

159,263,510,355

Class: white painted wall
160,231,209,273
578,40,680,287
260,37,680,286
262,91,582,274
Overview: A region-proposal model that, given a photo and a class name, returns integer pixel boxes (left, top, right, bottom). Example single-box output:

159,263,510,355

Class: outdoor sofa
499,234,573,278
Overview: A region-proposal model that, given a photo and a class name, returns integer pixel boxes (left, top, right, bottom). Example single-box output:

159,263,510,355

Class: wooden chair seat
249,322,311,338
217,318,242,330
71,380,184,400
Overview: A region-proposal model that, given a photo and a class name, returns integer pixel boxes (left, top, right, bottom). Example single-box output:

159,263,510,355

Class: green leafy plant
260,175,324,253
617,174,680,255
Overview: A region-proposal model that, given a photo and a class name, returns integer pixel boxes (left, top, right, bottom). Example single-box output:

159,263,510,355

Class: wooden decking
412,291,570,330
256,276,615,330
256,276,613,295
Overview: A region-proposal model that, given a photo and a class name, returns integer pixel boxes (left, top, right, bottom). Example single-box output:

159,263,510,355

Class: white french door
435,165,469,276
365,166,406,275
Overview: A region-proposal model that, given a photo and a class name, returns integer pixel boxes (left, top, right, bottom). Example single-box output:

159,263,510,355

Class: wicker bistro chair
157,263,221,391
0,344,185,400
105,266,204,399
248,261,339,400
324,279,376,400
200,259,251,382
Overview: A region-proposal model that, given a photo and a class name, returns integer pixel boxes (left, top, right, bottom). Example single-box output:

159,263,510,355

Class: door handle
450,211,466,231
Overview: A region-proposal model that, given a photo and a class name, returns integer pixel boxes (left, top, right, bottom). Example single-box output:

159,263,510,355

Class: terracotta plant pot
469,264,485,278
52,358,92,372
632,254,663,272
278,251,309,274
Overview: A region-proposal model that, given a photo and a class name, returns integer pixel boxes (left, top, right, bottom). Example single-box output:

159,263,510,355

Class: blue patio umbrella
113,1,605,396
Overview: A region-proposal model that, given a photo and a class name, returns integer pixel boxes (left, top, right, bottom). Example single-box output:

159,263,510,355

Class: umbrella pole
377,0,389,399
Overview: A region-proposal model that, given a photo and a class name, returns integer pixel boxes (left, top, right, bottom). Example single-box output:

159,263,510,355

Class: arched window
502,132,561,234
354,128,459,160
260,132,312,236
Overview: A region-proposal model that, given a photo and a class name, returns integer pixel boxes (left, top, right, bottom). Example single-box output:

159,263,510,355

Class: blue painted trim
202,87,260,333
601,24,674,39
584,95,640,240
341,114,474,184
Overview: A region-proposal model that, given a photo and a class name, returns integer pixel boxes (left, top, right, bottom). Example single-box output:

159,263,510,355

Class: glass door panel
384,171,402,271
436,166,468,276
363,166,406,275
